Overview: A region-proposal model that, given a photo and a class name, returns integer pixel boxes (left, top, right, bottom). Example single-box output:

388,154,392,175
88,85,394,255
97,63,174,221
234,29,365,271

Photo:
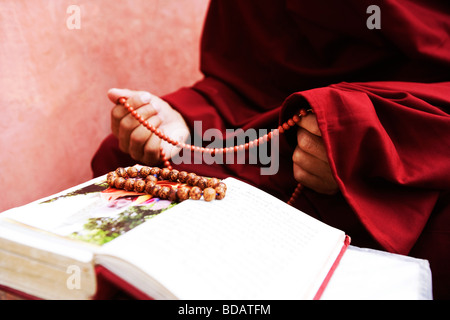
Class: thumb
160,127,190,160
107,88,152,105
108,88,132,104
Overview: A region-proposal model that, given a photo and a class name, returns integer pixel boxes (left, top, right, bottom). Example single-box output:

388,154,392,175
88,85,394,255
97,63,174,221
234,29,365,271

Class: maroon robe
92,0,450,299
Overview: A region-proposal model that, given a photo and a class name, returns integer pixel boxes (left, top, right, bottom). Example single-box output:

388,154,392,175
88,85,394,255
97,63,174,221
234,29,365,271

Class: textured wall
0,0,209,212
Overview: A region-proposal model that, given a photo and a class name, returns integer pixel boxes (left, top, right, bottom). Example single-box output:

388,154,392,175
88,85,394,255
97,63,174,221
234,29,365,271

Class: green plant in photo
70,202,176,245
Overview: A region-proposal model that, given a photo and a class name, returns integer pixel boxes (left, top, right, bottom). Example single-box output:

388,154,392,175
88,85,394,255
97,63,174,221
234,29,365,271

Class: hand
108,88,189,165
292,113,339,195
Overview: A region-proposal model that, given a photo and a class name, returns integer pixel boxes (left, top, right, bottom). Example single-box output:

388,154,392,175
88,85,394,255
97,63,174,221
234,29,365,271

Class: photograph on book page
0,178,177,246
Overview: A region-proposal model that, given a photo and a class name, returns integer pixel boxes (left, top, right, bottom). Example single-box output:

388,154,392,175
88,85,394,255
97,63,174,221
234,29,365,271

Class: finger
129,116,162,162
293,163,338,195
142,126,165,165
110,90,155,136
126,91,152,110
117,107,158,153
292,146,333,179
108,88,132,103
111,97,155,126
296,114,321,136
112,103,157,141
297,128,329,162
111,104,125,137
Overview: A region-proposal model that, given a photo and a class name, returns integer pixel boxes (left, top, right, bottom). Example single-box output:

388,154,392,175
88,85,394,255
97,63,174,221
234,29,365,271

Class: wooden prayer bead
168,187,178,202
107,177,115,188
124,179,135,191
107,171,117,179
186,173,197,185
197,177,208,190
160,168,171,180
216,182,227,192
151,185,162,197
107,172,117,186
114,177,126,189
207,177,220,189
177,187,190,202
115,167,127,177
127,166,139,178
215,185,226,200
139,166,151,178
145,175,158,183
134,179,146,193
150,167,161,176
177,171,188,183
203,187,216,202
189,186,202,200
159,186,171,200
169,169,179,182
187,175,201,187
145,180,156,194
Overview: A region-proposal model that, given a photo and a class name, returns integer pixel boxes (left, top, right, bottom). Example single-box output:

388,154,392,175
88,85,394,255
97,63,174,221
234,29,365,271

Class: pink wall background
0,0,209,212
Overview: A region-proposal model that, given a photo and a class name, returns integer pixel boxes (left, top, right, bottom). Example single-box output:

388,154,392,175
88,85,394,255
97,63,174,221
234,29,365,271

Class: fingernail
140,92,151,104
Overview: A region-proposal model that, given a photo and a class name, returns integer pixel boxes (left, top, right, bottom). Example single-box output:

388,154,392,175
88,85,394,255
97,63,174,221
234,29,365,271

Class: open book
0,175,349,300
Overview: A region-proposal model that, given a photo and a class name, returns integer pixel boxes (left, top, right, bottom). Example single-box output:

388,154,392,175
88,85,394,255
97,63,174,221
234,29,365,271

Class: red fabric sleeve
281,81,450,254
163,77,281,138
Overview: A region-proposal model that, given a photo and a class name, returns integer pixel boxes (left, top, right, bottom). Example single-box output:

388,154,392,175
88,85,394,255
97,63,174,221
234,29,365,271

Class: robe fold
92,0,450,298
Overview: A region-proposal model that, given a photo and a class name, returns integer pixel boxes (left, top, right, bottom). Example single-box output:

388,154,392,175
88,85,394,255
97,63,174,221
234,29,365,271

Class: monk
92,0,450,299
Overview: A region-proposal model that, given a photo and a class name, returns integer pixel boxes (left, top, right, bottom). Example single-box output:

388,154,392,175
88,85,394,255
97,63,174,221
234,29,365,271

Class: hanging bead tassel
287,183,304,206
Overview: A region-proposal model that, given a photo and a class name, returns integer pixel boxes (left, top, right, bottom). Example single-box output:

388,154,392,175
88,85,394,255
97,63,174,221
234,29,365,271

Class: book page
321,245,433,300
98,177,346,299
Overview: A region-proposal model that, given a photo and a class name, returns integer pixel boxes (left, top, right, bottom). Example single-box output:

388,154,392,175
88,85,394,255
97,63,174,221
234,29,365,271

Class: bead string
117,97,312,206
107,166,227,202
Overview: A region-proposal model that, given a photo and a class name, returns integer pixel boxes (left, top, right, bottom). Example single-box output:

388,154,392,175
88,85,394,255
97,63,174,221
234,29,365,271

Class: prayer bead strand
106,166,227,202
118,97,312,206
